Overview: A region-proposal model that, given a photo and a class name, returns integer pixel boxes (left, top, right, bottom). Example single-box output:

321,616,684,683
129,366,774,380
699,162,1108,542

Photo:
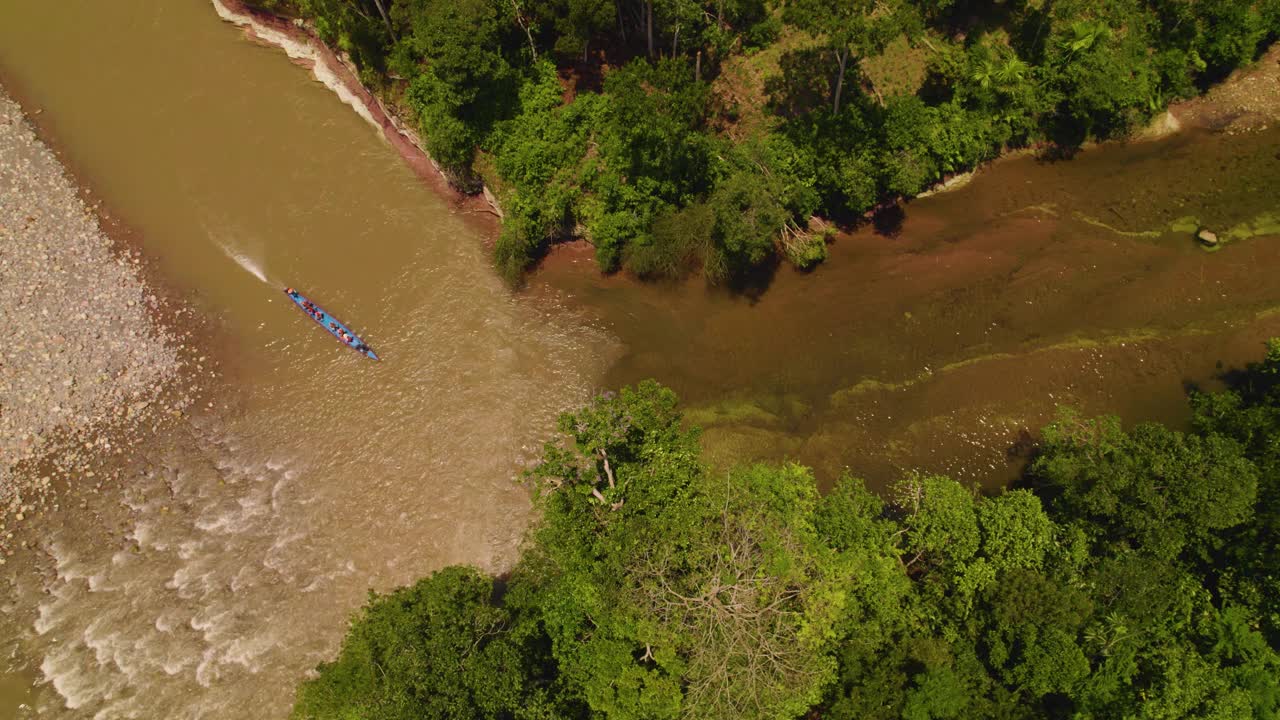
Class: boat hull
284,288,380,361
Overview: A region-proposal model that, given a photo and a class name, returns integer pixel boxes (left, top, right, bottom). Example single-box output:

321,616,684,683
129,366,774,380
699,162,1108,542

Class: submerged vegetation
247,0,1278,281
293,340,1280,719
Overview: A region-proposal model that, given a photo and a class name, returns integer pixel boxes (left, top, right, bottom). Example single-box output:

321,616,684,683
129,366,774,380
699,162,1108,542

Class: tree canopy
250,0,1280,281
294,340,1280,720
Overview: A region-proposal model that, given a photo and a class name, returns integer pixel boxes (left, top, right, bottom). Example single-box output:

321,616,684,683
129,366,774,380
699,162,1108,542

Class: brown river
1,1,1278,717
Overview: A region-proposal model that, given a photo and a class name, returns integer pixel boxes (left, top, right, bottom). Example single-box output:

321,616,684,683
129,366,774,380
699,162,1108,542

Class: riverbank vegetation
293,340,1280,719
246,0,1278,281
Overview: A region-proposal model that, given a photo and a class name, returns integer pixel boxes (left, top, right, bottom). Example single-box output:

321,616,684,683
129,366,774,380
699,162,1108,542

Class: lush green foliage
291,566,575,719
296,339,1280,719
1191,338,1280,647
253,0,1279,278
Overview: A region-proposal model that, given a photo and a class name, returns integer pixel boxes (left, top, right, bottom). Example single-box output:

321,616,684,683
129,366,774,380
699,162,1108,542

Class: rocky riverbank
0,92,195,550
1174,42,1280,132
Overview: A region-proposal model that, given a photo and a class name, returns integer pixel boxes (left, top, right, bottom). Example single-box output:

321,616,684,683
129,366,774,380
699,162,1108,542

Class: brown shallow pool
532,125,1280,489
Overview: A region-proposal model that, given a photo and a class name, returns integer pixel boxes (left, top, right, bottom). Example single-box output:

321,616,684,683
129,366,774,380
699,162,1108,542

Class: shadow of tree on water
871,203,907,238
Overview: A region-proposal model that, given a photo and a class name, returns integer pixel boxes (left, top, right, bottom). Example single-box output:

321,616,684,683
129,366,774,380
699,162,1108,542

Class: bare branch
509,0,538,62
600,449,616,489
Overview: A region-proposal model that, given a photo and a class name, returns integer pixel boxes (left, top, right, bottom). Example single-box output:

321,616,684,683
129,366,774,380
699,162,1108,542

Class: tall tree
523,384,853,719
1032,411,1258,561
536,0,614,62
393,0,518,173
291,567,563,720
371,0,396,38
782,0,903,114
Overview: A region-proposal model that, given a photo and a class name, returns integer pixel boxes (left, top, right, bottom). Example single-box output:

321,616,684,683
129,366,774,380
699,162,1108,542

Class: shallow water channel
538,123,1280,487
1,1,1279,717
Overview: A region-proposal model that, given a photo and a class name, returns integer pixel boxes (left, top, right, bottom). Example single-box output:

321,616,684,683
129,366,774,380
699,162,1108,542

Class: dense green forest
249,0,1278,280
292,340,1280,720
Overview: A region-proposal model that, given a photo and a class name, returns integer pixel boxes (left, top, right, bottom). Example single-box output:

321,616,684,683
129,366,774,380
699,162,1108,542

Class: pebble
0,92,187,533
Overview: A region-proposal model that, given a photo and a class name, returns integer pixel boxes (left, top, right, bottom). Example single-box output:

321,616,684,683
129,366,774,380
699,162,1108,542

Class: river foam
210,0,381,132
16,432,331,717
0,3,617,716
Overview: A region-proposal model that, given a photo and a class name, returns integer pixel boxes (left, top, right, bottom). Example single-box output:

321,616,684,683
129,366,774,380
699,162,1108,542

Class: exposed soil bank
210,0,504,223
1172,42,1280,132
209,0,1278,272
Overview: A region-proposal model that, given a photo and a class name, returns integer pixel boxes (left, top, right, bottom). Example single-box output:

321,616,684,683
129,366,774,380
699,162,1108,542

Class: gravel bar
0,92,182,525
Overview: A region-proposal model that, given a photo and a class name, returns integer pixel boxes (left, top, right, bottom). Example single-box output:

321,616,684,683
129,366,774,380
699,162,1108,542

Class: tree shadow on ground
1214,353,1280,403
1035,142,1084,164
724,253,781,304
765,46,836,119
871,203,907,238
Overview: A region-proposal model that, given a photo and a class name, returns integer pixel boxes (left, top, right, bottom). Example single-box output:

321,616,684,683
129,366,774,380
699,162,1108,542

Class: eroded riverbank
209,0,506,220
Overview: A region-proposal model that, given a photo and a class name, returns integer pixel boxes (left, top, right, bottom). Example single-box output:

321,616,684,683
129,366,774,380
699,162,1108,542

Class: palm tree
1058,19,1111,58
995,57,1029,86
971,58,997,89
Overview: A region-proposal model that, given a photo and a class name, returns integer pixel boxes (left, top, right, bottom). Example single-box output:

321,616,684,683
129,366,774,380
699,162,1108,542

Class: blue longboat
284,287,380,361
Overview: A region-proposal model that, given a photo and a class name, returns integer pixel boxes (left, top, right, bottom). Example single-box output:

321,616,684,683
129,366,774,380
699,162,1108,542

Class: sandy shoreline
0,91,208,556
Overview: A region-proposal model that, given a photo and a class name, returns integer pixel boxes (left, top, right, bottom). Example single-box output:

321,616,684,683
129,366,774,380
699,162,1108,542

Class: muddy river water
1,1,1278,717
539,122,1280,486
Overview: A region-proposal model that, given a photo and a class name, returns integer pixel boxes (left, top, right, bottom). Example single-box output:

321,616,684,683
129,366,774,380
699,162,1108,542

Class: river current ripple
10,285,613,719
